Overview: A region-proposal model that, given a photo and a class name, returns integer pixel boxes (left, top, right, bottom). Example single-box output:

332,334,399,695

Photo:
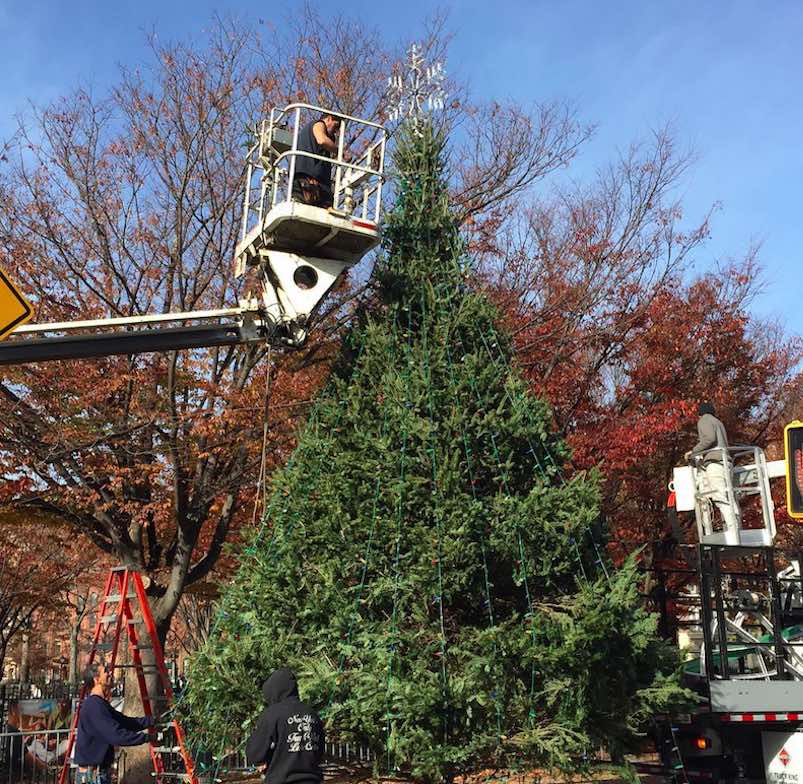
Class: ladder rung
151,774,194,780
107,593,138,602
100,614,118,623
115,663,161,670
135,644,154,651
153,746,182,754
128,618,145,625
110,566,130,572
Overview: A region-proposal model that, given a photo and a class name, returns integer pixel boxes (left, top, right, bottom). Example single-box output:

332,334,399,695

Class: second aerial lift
652,430,803,784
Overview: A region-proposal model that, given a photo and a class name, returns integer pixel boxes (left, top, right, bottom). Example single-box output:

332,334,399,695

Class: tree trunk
69,624,80,685
19,633,29,683
120,663,159,784
70,592,88,685
120,600,174,784
0,640,7,681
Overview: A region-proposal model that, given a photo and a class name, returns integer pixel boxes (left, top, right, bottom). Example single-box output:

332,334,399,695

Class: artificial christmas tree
182,118,688,781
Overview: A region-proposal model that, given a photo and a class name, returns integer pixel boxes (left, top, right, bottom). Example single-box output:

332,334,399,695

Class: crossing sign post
0,267,33,341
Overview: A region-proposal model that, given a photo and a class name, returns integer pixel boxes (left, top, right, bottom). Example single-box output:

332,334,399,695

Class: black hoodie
245,669,324,784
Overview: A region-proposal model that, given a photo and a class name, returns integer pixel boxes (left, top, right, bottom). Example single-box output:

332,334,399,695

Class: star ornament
387,43,447,135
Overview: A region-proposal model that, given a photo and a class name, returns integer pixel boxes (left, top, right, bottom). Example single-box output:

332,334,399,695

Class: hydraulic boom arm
0,303,266,366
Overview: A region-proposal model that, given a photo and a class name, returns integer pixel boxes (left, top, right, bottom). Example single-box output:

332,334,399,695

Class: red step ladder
58,568,198,784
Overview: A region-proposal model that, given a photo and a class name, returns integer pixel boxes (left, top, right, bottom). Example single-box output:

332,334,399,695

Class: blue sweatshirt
74,695,153,767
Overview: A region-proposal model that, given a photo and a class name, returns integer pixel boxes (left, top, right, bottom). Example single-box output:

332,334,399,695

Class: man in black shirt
292,114,342,208
245,668,324,784
73,664,154,784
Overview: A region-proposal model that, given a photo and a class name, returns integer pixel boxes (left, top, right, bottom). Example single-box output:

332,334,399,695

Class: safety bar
273,104,385,204
271,149,383,184
270,102,387,132
269,153,384,220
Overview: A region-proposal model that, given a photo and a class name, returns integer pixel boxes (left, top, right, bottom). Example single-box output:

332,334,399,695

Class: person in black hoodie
73,663,154,784
245,669,324,784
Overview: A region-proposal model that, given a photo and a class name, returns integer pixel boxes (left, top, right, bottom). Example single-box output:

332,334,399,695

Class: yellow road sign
0,267,33,341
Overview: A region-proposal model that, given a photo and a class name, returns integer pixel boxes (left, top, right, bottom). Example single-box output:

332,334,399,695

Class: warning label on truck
763,732,803,784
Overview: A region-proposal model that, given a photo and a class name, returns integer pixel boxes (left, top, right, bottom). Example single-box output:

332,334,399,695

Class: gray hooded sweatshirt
692,413,729,464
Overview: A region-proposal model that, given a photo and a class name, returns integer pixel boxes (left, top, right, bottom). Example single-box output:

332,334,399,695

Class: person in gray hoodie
685,402,738,538
245,669,324,784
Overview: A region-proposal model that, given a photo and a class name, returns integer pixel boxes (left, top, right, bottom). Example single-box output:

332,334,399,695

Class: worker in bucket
292,113,344,209
245,668,324,784
73,663,154,784
685,401,738,537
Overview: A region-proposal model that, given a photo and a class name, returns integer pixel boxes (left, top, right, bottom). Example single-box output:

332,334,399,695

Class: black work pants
291,176,333,208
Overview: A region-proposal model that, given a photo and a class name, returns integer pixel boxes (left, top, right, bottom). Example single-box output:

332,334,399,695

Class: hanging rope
384,307,416,774
171,337,366,777
251,343,275,532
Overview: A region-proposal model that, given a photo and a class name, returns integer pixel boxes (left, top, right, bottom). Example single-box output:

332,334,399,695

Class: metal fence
164,734,375,780
153,727,374,782
0,725,375,784
0,681,374,784
0,682,129,728
0,685,79,702
0,728,70,784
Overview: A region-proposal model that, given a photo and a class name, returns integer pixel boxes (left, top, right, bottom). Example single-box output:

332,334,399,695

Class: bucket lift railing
683,445,778,546
664,445,803,702
0,107,387,365
239,103,388,246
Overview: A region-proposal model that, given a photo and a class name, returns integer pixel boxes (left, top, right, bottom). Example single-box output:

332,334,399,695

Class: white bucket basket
672,446,785,546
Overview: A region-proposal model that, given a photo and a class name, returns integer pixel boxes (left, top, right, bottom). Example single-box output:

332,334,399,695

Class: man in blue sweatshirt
74,663,154,784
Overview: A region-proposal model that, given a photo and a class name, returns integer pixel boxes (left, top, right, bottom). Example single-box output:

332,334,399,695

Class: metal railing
637,541,803,683
0,685,80,729
0,725,375,784
0,684,127,726
0,679,376,783
0,728,70,784
240,102,388,245
160,732,374,781
690,445,776,546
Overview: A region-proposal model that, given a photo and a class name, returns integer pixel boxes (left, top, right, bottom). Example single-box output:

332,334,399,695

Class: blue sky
2,0,801,336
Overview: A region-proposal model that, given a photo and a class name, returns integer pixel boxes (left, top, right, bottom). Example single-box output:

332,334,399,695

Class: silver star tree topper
387,43,447,134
